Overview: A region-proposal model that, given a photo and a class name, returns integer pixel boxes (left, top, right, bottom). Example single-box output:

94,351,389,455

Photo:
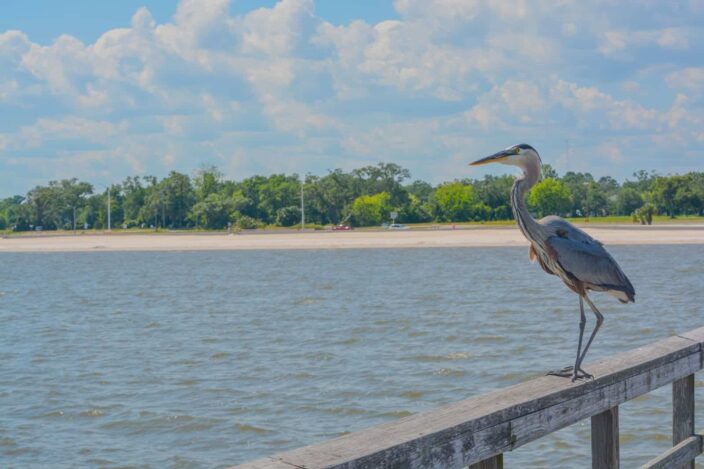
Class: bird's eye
514,147,521,154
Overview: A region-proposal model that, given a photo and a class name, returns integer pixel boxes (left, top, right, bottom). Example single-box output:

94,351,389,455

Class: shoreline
1,224,703,252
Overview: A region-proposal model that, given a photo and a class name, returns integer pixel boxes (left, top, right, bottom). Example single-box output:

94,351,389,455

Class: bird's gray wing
539,215,601,245
541,217,635,302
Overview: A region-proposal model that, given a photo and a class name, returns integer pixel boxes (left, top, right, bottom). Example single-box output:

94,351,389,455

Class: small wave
177,379,199,385
295,297,324,306
304,351,336,361
380,410,413,418
327,407,368,416
408,352,470,362
620,433,636,444
400,390,424,399
473,335,508,343
236,423,273,435
434,368,466,377
38,410,65,418
79,409,105,418
552,439,574,449
210,352,229,360
337,337,360,345
0,437,17,447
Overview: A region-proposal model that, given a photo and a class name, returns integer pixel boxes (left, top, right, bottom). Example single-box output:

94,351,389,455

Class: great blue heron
470,144,635,381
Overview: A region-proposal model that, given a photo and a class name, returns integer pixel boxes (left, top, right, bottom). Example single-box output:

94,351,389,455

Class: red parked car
332,224,352,231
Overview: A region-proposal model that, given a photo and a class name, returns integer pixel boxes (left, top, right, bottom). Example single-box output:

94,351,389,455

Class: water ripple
0,246,702,468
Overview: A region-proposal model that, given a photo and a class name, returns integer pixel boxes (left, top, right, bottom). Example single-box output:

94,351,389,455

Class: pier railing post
592,406,619,469
672,374,695,469
469,454,503,469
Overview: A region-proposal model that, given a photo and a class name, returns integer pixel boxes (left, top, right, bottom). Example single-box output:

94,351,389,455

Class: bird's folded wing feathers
547,235,635,300
539,215,602,245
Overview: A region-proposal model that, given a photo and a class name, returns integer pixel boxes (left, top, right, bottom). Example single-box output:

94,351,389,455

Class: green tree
193,166,224,202
528,178,571,217
652,176,679,217
305,170,358,225
190,193,235,229
434,182,475,222
350,192,390,226
399,193,432,223
0,196,28,230
584,182,609,217
257,174,301,224
616,187,643,215
352,163,411,206
405,180,433,202
561,171,594,216
161,171,196,227
541,163,558,179
473,175,513,220
275,206,302,227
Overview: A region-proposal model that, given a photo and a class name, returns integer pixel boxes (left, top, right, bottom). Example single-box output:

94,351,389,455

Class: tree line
1,163,702,231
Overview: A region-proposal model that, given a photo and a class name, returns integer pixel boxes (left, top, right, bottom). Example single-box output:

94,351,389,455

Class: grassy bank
2,215,703,238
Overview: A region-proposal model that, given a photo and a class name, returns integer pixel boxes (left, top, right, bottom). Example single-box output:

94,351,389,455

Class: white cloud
550,80,658,130
394,0,481,23
599,27,691,56
14,117,128,149
1,0,704,194
666,67,704,93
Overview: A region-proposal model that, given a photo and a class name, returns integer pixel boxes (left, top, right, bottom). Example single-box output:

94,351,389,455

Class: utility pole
300,176,305,231
107,186,112,232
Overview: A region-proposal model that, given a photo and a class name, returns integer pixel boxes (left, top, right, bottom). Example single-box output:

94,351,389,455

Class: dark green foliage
3,163,702,232
276,206,301,227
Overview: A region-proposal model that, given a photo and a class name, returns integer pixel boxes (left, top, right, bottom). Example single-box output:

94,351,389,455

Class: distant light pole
107,186,112,232
300,176,305,231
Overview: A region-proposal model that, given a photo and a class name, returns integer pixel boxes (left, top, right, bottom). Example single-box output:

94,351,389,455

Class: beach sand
1,225,703,252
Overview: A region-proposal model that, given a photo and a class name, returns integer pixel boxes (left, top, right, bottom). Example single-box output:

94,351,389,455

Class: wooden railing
231,327,704,469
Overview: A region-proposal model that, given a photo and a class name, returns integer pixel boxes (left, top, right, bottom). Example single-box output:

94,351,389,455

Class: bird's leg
573,295,604,380
548,296,588,379
571,296,589,380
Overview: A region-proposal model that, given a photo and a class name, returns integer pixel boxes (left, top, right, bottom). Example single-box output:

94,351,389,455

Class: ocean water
1,245,703,468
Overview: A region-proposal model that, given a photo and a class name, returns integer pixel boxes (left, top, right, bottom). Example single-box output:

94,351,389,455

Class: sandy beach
1,224,703,252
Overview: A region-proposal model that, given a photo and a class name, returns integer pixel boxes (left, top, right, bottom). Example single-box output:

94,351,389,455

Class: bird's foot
571,367,593,382
547,366,594,381
547,366,574,378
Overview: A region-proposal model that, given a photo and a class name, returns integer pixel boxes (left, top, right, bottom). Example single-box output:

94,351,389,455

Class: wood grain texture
639,435,702,469
231,330,704,469
591,407,619,469
468,453,503,469
672,374,696,469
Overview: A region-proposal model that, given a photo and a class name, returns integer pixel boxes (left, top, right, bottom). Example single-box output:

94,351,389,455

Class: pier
232,327,703,469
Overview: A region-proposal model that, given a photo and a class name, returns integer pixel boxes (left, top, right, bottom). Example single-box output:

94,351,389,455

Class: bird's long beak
469,149,513,166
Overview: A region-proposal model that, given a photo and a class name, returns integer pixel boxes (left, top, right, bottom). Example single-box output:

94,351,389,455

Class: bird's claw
571,368,593,382
547,366,574,378
547,366,594,381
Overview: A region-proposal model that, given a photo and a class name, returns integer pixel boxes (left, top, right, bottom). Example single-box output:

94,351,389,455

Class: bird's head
469,144,541,172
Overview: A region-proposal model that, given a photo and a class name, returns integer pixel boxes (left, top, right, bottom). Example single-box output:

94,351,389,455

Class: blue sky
1,0,703,196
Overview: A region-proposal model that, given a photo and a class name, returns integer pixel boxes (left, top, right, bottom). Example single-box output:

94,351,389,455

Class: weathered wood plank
672,374,695,469
468,454,502,469
591,407,619,469
639,435,703,469
230,330,704,469
679,326,704,344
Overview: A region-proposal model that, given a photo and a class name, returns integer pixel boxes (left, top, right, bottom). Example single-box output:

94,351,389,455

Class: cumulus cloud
1,0,703,195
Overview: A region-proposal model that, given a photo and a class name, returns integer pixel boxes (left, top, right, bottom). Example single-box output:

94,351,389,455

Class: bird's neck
511,165,543,241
